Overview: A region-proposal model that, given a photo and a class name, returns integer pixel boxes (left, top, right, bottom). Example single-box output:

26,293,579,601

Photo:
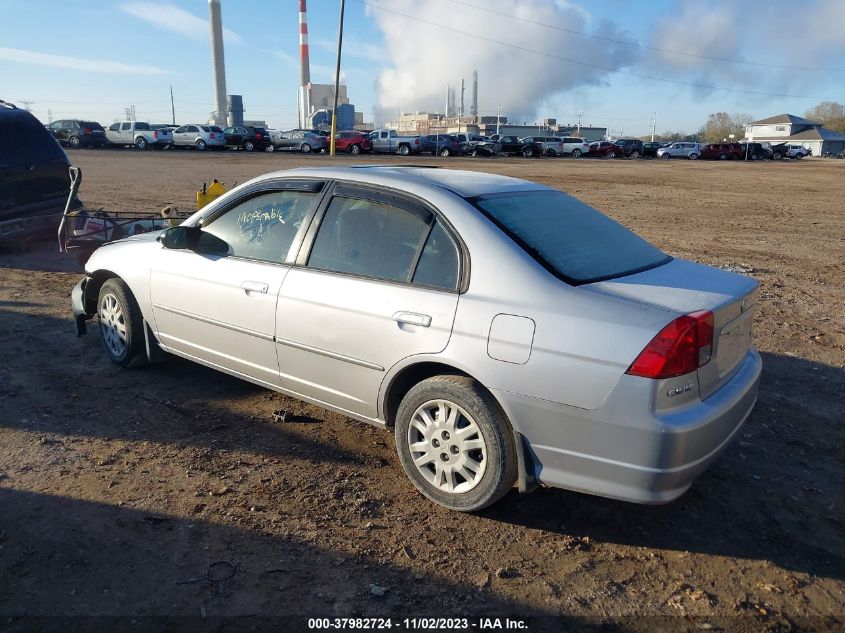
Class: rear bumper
496,348,762,504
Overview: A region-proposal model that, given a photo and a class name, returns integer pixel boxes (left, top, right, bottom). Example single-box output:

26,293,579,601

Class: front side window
308,196,430,283
201,190,317,263
470,190,670,285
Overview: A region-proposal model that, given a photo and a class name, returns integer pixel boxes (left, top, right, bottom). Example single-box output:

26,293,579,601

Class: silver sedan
71,167,761,511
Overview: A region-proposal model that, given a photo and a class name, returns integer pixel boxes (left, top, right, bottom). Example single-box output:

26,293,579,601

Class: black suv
614,138,644,158
47,119,107,148
223,125,272,152
739,142,766,161
0,101,80,240
498,135,543,157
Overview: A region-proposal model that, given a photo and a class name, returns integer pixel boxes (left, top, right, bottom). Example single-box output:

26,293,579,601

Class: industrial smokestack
208,0,228,126
298,0,312,128
460,78,465,118
471,70,478,117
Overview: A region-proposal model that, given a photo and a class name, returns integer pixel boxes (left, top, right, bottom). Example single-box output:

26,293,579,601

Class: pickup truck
367,129,422,155
105,121,173,150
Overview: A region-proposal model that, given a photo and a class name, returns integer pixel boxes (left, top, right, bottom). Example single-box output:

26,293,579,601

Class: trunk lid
583,258,759,398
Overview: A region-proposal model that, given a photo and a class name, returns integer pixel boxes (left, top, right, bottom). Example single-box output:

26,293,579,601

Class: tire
395,375,518,512
545,148,556,157
522,147,534,158
772,152,783,160
606,150,616,158
69,136,81,149
571,148,581,158
662,153,672,159
301,143,312,153
750,153,759,161
244,140,255,152
398,144,411,156
97,278,146,368
795,153,804,160
350,144,361,155
718,153,728,160
134,137,148,150
629,150,640,159
471,149,479,157
689,153,699,160
265,143,275,152
195,139,207,151
440,148,451,157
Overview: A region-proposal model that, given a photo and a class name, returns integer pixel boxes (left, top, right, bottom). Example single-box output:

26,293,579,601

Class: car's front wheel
97,278,145,368
689,153,699,160
571,148,581,158
69,136,81,149
244,140,255,152
350,144,361,155
522,147,534,158
440,148,451,157
662,153,671,159
301,143,312,153
629,150,640,159
606,150,616,158
395,375,518,512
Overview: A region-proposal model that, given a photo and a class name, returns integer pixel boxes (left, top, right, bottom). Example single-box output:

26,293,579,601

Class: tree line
638,101,845,143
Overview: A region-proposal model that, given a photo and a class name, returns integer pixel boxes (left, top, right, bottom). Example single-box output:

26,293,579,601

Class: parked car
657,142,701,160
170,124,226,151
520,136,564,157
466,135,501,156
642,142,662,157
332,131,372,154
105,121,172,149
0,101,81,241
589,141,623,158
559,137,591,157
222,125,271,152
785,144,810,159
71,166,761,512
420,134,464,156
367,129,423,155
498,135,543,157
699,143,743,160
47,120,107,149
271,130,328,153
614,138,644,158
739,142,766,160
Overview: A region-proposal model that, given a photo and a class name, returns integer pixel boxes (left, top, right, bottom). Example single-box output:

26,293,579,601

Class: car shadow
481,352,844,582
0,236,84,274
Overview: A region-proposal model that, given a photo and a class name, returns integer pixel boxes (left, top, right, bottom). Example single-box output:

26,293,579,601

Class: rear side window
470,190,670,284
308,196,430,283
134,122,150,131
412,222,459,290
202,190,317,263
0,114,65,163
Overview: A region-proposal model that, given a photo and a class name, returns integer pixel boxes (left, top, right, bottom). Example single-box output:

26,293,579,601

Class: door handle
241,280,268,294
393,311,432,328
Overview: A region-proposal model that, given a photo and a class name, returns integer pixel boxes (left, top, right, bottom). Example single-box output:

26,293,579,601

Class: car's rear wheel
244,140,255,152
195,139,207,151
606,150,616,158
265,143,275,152
718,153,728,160
630,150,640,159
301,143,312,153
471,149,479,157
135,137,148,150
662,153,671,159
689,153,699,160
772,151,783,160
398,144,411,156
522,147,534,158
545,148,557,157
97,278,145,368
795,153,804,159
440,148,451,157
69,136,81,149
571,148,582,158
395,375,517,512
350,144,361,155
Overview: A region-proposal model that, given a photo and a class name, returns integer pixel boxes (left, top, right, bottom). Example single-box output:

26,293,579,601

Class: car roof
263,166,546,198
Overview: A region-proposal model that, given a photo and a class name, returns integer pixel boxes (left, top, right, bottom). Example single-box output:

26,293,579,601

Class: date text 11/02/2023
306,617,529,630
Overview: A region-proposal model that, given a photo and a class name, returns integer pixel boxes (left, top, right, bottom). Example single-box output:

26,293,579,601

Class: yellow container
196,179,226,209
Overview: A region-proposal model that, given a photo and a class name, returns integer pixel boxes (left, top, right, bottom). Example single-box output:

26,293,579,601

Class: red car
700,143,744,160
589,141,622,158
333,131,372,154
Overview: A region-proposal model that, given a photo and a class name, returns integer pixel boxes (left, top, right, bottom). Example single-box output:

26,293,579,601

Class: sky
2,0,845,136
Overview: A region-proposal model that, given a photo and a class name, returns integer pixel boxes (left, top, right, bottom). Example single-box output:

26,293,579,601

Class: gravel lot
1,150,843,632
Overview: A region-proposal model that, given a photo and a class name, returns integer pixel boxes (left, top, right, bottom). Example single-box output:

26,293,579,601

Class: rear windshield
80,121,103,130
469,190,671,284
0,113,66,163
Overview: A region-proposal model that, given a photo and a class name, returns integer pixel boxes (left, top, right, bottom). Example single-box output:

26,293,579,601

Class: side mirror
160,226,229,256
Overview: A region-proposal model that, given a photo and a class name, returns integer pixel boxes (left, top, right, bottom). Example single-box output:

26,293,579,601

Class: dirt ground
1,150,843,632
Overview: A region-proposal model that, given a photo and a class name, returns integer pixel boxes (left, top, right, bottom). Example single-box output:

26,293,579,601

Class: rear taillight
210,133,216,138
415,138,420,145
626,311,713,379
83,127,92,135
153,131,158,139
256,133,262,140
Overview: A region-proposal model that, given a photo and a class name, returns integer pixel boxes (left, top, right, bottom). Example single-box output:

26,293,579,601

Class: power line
443,0,845,73
358,0,832,99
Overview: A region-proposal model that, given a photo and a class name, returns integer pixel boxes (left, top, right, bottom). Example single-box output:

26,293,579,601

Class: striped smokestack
298,0,312,128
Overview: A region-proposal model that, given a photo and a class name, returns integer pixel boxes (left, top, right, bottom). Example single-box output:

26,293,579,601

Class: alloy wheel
99,293,127,358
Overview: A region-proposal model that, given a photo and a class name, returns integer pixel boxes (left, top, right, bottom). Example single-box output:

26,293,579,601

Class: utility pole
329,0,345,157
20,101,34,112
170,85,176,125
47,108,53,123
496,105,501,135
651,112,656,142
577,108,582,133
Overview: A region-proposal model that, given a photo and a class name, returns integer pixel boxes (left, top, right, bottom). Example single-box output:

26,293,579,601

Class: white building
744,114,845,156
